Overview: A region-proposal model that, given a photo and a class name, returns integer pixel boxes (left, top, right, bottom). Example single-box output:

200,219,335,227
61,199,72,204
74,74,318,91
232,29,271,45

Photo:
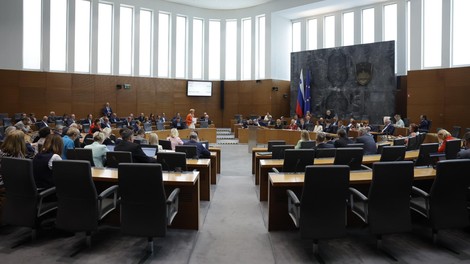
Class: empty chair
334,148,368,170
156,152,187,172
69,148,95,166
410,159,470,244
415,143,439,167
271,145,295,159
3,118,12,127
282,149,315,173
82,123,90,133
118,163,180,254
380,146,407,162
286,165,350,255
315,148,336,158
407,136,418,151
451,126,461,138
393,138,406,146
55,120,64,126
175,145,198,159
200,120,209,128
106,151,133,168
2,157,57,241
143,122,152,132
53,160,118,247
267,140,286,152
376,143,391,154
350,161,414,252
159,139,172,150
156,122,165,130
300,141,316,149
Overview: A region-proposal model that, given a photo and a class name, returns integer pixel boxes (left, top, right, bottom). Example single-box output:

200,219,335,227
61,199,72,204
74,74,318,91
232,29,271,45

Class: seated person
14,117,31,133
313,120,323,133
437,129,456,153
102,127,115,145
62,127,80,159
297,118,307,130
84,132,108,168
171,117,187,130
295,130,311,149
134,129,148,144
315,132,334,149
287,119,298,130
324,109,334,120
114,129,157,163
148,133,163,151
457,132,470,159
418,115,430,132
274,119,283,129
334,129,353,148
381,119,395,135
355,127,377,155
183,132,211,159
33,134,63,189
167,128,184,150
394,114,405,128
323,119,334,133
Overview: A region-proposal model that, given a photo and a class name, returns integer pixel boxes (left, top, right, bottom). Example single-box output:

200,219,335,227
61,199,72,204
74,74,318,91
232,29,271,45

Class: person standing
102,102,113,118
186,109,196,129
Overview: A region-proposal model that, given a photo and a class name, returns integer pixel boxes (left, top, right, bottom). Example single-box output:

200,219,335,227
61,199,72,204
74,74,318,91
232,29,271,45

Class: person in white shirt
394,114,405,128
84,131,108,168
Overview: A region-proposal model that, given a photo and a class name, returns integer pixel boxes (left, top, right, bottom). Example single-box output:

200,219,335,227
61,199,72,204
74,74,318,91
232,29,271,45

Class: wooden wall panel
19,71,47,117
46,73,72,116
135,77,156,115
115,76,136,118
94,75,117,116
72,74,95,118
0,70,20,115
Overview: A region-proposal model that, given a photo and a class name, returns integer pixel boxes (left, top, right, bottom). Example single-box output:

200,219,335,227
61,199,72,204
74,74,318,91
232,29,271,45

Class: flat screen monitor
187,81,212,96
283,149,315,173
157,152,187,172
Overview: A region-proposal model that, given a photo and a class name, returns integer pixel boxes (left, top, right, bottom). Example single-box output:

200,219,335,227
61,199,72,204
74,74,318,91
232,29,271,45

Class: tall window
23,0,42,69
175,16,187,78
342,12,354,46
208,20,220,80
407,0,411,70
423,0,442,67
50,0,67,71
324,16,335,48
452,0,470,66
292,21,301,52
307,19,317,50
241,18,252,80
158,12,170,77
119,6,133,75
192,18,204,79
139,10,152,76
97,3,113,74
255,15,265,79
362,8,375,44
383,4,397,42
75,0,91,72
225,20,237,80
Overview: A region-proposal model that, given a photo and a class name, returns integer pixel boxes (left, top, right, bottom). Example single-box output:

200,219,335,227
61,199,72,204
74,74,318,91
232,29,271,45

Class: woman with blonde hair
33,134,63,189
167,128,184,150
0,130,31,185
148,133,163,151
102,127,115,145
84,131,108,168
295,130,311,149
437,129,456,153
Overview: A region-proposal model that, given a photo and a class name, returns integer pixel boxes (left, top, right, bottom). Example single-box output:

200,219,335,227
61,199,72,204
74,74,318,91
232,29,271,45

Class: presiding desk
258,150,420,201
92,168,200,230
268,167,437,231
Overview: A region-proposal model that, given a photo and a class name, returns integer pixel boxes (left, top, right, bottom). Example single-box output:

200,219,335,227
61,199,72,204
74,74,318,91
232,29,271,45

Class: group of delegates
165,128,210,158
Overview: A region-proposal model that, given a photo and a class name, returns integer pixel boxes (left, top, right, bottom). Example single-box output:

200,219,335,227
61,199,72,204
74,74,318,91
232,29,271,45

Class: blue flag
304,70,311,115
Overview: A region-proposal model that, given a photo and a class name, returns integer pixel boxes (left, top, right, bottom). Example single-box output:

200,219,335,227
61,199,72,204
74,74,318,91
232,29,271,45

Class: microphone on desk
293,158,301,174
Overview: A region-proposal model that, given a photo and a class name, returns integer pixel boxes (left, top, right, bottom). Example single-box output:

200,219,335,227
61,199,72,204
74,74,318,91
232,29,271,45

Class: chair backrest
445,139,462,160
118,163,167,237
156,152,187,172
334,148,364,170
0,126,5,137
200,120,209,128
143,122,152,132
106,151,133,168
416,133,426,148
175,145,198,159
84,138,94,146
300,141,316,149
1,157,39,228
367,161,414,235
271,145,295,159
376,143,391,154
406,136,417,150
267,140,286,152
156,122,165,130
0,113,8,120
71,148,95,166
315,148,336,158
133,139,142,144
451,126,461,138
347,143,364,148
393,138,406,146
159,139,172,150
429,159,470,230
115,121,124,128
53,160,98,232
3,118,12,127
300,165,350,240
82,123,90,133
380,146,407,161
305,123,314,131
199,140,209,149
282,149,315,173
415,143,439,166
55,120,64,126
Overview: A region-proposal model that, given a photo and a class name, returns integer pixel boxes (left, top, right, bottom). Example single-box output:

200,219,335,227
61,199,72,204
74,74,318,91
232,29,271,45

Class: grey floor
2,144,470,263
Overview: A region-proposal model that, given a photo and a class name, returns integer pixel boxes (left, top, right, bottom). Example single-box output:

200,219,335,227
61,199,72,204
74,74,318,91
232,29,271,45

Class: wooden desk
252,147,267,175
186,159,211,201
268,167,436,231
258,150,420,201
209,147,221,174
92,168,200,230
210,152,218,184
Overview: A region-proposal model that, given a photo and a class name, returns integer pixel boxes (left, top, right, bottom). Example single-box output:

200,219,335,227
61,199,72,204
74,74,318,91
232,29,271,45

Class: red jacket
438,136,455,153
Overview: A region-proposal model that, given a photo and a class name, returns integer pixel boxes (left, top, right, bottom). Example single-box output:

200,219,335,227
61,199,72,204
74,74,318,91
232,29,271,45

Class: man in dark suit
114,129,157,163
37,116,49,129
381,119,395,135
457,132,470,159
355,127,377,155
109,113,119,123
334,129,353,148
183,132,211,158
171,117,186,130
315,132,335,149
102,102,113,118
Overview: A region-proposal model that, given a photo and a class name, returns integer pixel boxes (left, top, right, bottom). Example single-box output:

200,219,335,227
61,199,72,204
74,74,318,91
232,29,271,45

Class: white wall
270,14,291,80
0,0,23,70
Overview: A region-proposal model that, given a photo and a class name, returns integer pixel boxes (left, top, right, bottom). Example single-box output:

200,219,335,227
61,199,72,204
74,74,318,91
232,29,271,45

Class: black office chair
156,152,187,172
414,143,439,167
271,145,294,159
350,161,414,253
55,120,64,126
199,140,209,149
3,118,12,127
416,133,427,148
53,160,118,248
2,157,57,241
175,145,198,159
69,148,95,166
106,151,133,168
410,159,470,245
380,146,407,161
429,139,462,161
282,149,315,173
156,122,165,130
407,136,418,151
347,143,364,148
267,140,286,152
286,165,350,256
451,126,461,138
376,143,391,154
84,138,94,146
115,121,124,128
300,141,316,149
200,120,209,128
144,122,152,132
118,163,180,254
315,148,336,158
82,123,90,133
159,139,172,150
393,138,406,146
334,148,369,171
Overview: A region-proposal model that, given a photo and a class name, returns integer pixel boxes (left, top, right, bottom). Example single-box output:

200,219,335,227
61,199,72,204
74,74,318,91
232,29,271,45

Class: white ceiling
163,0,274,10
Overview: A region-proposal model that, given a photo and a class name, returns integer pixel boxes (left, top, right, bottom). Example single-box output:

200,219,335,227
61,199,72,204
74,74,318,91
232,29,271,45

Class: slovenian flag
295,69,304,117
304,70,311,115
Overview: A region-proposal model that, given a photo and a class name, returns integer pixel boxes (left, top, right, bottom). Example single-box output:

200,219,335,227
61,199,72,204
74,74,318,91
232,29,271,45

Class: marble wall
290,41,395,124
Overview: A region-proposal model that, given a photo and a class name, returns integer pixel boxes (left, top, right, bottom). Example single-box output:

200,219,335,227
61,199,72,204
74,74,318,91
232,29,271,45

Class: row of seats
1,158,179,254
